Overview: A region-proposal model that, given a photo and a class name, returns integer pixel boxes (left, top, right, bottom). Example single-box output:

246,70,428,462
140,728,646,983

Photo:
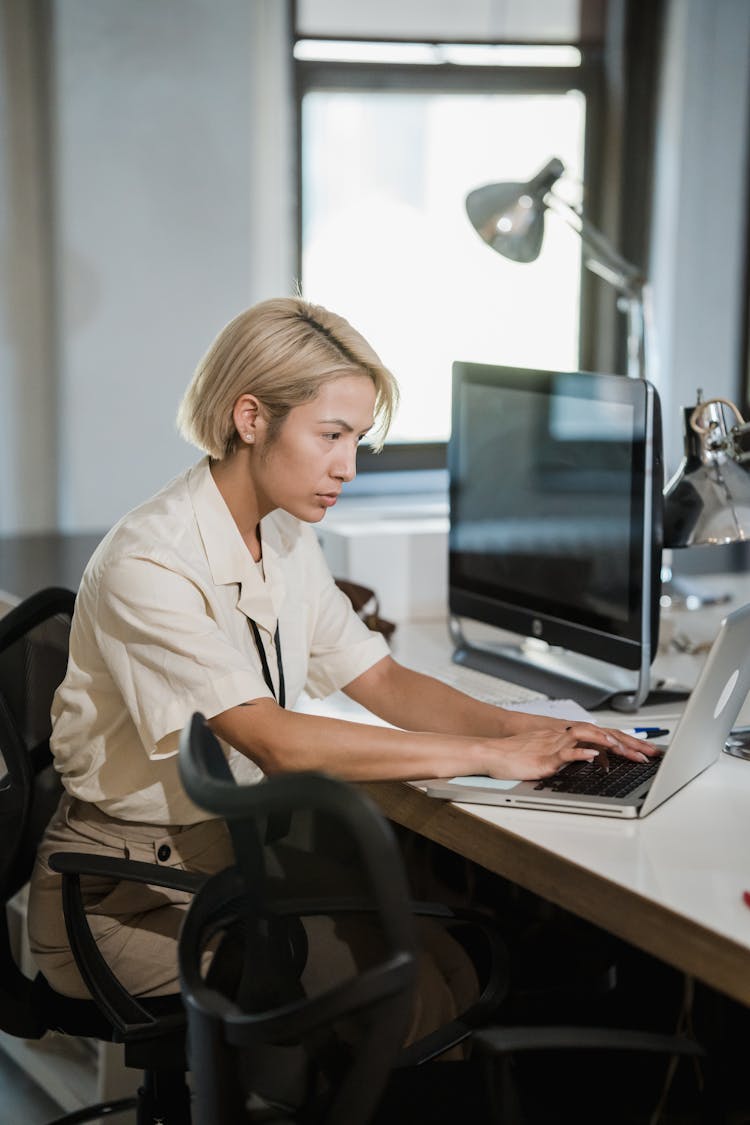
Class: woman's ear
233,394,261,445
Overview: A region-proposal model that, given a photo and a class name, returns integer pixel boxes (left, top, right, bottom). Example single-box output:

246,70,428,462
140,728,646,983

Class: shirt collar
187,458,287,630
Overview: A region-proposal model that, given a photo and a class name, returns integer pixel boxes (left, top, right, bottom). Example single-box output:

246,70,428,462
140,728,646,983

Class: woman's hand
479,722,659,781
555,720,660,763
478,726,607,781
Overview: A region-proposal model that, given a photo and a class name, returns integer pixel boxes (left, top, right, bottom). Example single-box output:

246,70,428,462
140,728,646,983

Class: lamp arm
543,191,645,298
543,190,647,379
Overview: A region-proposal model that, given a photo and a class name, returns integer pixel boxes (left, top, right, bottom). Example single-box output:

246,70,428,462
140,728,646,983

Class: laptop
423,602,750,819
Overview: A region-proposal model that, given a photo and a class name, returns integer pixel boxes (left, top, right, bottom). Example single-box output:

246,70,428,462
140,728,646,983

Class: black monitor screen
449,364,662,673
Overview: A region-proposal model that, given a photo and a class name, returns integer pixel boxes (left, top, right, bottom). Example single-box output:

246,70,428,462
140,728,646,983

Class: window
295,6,608,469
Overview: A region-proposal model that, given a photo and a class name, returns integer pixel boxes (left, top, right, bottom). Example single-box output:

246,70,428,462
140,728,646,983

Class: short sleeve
302,532,390,699
95,556,272,757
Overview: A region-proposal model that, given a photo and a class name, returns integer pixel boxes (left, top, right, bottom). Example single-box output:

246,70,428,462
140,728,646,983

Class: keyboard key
543,757,660,798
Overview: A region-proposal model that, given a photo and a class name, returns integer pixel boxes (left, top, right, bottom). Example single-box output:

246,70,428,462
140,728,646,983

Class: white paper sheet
505,698,596,723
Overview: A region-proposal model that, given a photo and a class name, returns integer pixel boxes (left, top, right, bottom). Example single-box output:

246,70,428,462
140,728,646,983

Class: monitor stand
449,616,652,712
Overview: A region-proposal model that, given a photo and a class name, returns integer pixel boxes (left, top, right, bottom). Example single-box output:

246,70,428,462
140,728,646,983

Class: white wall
0,2,58,531
650,0,750,475
2,0,750,533
0,0,294,533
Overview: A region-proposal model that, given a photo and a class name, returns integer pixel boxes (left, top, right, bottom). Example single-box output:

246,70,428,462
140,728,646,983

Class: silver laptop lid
422,602,750,817
640,601,750,815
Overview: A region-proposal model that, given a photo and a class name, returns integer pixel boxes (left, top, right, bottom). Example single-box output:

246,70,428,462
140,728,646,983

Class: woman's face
252,374,376,522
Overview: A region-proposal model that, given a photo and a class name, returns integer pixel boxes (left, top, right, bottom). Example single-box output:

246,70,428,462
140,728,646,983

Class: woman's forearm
343,657,542,739
209,693,617,784
210,698,486,780
341,656,654,763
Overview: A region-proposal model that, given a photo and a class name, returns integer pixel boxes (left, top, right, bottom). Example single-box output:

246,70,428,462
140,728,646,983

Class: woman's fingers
487,728,589,779
605,726,662,758
488,722,661,782
564,722,658,763
522,730,600,778
564,723,616,748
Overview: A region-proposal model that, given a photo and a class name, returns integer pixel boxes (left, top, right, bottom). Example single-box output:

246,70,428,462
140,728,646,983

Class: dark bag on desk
335,579,396,641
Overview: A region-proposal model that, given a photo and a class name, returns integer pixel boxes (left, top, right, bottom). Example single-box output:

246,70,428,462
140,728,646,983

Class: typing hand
562,722,660,764
483,726,614,781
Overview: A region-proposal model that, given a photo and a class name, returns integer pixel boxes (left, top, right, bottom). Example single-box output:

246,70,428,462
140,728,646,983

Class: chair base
47,1095,136,1125
46,1068,192,1125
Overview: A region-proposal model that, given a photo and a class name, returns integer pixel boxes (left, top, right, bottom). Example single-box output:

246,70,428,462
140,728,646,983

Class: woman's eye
322,432,340,441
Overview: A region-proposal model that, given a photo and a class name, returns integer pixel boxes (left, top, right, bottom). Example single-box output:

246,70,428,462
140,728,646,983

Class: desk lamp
662,395,750,624
691,402,750,763
663,396,750,548
465,157,647,380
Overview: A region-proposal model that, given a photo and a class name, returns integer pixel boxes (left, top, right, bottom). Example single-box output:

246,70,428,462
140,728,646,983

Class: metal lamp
663,396,750,549
677,400,750,761
465,157,647,380
660,395,750,617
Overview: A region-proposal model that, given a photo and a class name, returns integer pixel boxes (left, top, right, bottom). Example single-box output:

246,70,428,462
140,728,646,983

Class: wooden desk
360,758,750,1007
304,583,750,1009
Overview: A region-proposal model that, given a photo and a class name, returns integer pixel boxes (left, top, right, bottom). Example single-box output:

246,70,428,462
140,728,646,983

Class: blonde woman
28,297,654,1033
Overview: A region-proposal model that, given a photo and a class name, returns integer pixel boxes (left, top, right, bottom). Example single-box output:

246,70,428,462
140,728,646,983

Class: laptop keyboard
534,755,661,799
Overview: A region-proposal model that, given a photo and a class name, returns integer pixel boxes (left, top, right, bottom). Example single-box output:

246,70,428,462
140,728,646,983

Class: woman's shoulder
85,464,204,582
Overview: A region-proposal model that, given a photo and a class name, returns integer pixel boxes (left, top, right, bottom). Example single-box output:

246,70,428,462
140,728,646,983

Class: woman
28,297,654,1026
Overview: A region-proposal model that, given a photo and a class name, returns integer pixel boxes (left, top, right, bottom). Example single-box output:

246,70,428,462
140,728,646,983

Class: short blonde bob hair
177,297,399,459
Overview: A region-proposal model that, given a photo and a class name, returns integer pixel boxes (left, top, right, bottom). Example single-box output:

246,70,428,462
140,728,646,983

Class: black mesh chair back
0,587,74,895
178,713,419,1125
0,589,196,1124
0,587,76,1037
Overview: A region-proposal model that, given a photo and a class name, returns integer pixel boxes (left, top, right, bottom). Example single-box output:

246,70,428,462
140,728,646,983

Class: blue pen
624,726,669,739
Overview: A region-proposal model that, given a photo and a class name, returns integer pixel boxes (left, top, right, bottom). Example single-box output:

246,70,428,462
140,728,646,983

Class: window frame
294,40,608,474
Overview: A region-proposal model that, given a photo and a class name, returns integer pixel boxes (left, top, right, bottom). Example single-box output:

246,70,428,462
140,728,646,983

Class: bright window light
302,90,586,445
294,40,438,64
294,41,582,67
438,44,581,67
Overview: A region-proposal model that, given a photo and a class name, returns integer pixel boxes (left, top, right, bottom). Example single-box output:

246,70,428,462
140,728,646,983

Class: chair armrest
47,850,206,1039
48,851,206,894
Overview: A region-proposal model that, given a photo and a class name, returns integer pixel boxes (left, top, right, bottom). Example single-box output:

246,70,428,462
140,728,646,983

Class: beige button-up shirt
51,458,389,824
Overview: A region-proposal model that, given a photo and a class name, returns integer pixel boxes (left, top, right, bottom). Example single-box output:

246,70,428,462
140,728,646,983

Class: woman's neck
209,453,266,561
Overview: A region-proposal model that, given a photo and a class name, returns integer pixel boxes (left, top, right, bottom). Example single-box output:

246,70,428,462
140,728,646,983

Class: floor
0,1047,63,1123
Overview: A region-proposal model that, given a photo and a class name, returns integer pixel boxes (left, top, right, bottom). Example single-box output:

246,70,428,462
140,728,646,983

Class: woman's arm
343,655,657,763
209,697,609,782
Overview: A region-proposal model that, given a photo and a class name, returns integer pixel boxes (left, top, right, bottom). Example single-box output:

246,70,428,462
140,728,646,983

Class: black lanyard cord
249,620,286,709
248,618,289,844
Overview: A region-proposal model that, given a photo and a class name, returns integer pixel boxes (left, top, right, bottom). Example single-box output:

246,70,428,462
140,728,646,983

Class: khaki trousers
28,796,477,1052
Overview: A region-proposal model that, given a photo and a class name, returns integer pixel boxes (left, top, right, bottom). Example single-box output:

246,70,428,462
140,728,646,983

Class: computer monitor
448,363,663,710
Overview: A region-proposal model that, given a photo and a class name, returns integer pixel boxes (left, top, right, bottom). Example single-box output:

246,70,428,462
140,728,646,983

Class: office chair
177,712,517,1124
177,713,711,1125
0,587,202,1125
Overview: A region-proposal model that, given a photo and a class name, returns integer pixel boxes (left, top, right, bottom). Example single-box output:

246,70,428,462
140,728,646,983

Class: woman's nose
334,442,357,482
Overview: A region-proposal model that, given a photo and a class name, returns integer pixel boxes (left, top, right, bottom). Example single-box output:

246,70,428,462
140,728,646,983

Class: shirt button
157,844,171,862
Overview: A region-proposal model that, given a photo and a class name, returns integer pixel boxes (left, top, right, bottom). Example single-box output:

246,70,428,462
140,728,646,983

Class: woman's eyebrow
318,417,354,430
318,417,375,432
